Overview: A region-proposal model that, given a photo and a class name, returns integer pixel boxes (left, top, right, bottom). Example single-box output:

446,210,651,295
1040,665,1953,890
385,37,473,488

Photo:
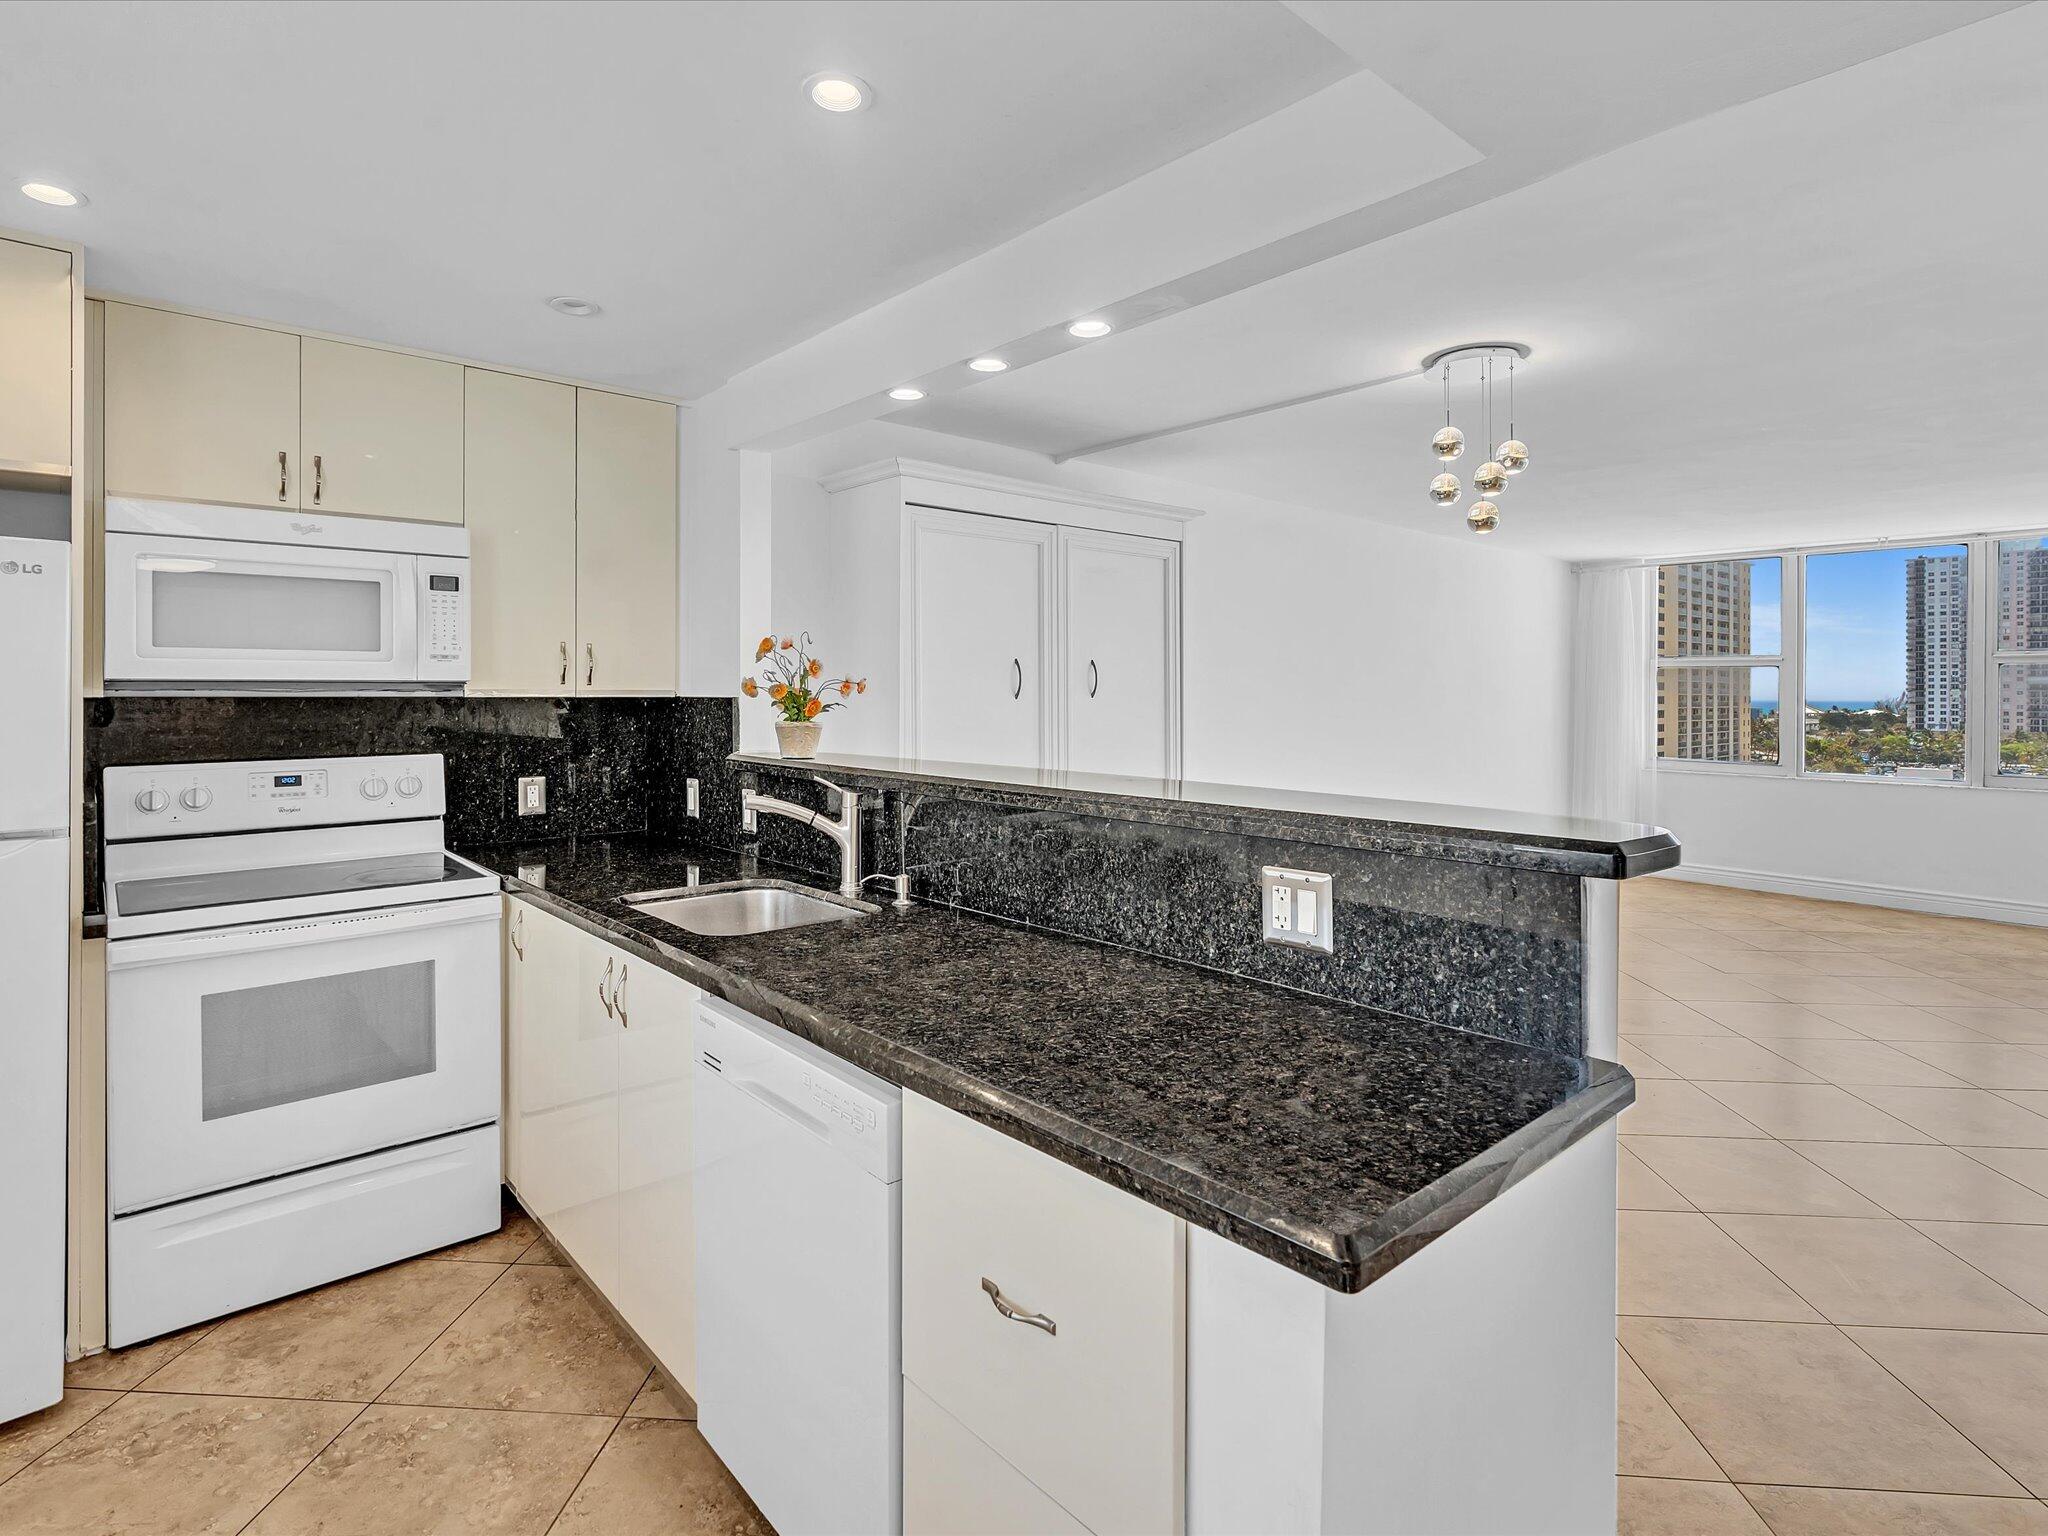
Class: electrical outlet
1261,865,1334,953
686,777,701,818
517,776,548,816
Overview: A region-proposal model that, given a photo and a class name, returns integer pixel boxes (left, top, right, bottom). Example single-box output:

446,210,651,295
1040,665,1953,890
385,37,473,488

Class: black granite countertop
470,832,1632,1293
731,751,1680,879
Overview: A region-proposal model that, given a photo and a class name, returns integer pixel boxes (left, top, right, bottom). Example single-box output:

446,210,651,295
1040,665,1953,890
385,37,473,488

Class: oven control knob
395,774,423,799
360,776,390,800
134,788,169,814
180,787,214,811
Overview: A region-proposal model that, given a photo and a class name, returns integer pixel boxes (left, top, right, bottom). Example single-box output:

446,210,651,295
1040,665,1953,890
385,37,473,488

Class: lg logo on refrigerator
0,559,46,575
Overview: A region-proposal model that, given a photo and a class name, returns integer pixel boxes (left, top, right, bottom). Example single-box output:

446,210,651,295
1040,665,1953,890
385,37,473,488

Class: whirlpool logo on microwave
0,559,46,575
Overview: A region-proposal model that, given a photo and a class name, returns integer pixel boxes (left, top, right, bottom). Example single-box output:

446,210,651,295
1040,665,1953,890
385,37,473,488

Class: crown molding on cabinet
819,457,1205,527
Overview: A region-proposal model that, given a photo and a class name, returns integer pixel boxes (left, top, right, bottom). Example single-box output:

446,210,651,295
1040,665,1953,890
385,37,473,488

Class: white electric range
101,753,503,1345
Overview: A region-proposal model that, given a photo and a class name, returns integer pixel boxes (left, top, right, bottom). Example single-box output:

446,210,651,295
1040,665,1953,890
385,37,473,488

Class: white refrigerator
1,533,69,1423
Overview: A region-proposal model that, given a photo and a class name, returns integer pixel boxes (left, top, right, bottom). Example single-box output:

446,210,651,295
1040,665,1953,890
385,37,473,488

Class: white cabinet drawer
901,1094,1184,1536
905,1378,1089,1536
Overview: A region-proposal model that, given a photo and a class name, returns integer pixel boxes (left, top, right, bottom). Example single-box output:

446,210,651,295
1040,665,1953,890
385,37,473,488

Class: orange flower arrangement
743,632,866,724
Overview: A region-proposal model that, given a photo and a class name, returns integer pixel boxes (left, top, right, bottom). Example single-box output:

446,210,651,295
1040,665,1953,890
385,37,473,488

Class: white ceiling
0,0,1349,397
888,3,2048,560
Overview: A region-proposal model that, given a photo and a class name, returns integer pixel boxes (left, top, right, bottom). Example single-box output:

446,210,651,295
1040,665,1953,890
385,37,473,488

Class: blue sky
1805,545,1967,703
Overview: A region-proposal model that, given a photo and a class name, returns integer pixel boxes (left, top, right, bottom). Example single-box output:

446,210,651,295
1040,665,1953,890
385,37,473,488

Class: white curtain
1569,565,1657,825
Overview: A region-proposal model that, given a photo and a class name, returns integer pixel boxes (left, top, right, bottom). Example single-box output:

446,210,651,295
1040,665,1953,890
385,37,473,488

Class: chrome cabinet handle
312,453,323,504
559,641,569,688
1087,659,1098,699
612,965,629,1028
510,909,525,960
585,643,595,688
980,1277,1056,1336
596,956,615,1018
1011,658,1022,700
277,450,288,502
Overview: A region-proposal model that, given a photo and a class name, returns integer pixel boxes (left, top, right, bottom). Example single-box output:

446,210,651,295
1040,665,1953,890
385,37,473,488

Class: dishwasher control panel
695,997,902,1183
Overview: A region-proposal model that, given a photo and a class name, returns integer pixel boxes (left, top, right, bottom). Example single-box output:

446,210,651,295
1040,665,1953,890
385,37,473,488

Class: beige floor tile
1849,1086,2048,1148
1809,1004,1999,1042
515,1237,566,1267
1622,1080,1770,1139
1619,1039,1680,1080
1695,1082,1931,1143
1619,1144,1698,1211
1795,1143,2048,1223
0,1390,124,1485
1739,1484,2048,1534
435,1206,543,1264
1755,1037,1972,1087
1961,1146,2048,1198
624,1374,694,1421
1750,975,1898,1006
1618,1477,1769,1534
138,1258,502,1403
1714,930,1853,953
1618,1316,2023,1494
1624,1137,1884,1217
1692,1002,1866,1040
63,1325,213,1391
1619,1346,1723,1479
1703,953,1825,978
1636,972,1790,1004
2004,1092,2048,1120
1788,953,1924,978
1860,976,2018,1008
1626,1037,1820,1083
1976,982,2048,1007
1713,1214,2048,1331
1623,997,1738,1036
0,1391,359,1535
1894,1042,2048,1090
381,1266,649,1416
549,1417,771,1536
1847,1328,2048,1499
1620,1211,1822,1322
245,1404,611,1536
1915,1223,2048,1312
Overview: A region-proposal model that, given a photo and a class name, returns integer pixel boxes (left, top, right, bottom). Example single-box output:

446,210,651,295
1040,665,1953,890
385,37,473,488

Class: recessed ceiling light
20,182,83,207
968,357,1008,373
804,72,872,113
888,387,925,401
1067,319,1113,339
547,296,600,317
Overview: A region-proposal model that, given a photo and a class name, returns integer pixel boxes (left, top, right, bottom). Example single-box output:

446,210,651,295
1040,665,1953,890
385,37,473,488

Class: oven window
152,569,384,654
200,960,436,1120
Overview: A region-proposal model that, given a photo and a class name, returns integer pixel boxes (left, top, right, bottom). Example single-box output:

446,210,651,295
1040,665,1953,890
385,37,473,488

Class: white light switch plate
1260,865,1334,953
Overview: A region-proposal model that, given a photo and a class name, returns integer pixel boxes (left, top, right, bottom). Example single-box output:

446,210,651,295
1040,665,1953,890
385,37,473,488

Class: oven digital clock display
274,774,302,787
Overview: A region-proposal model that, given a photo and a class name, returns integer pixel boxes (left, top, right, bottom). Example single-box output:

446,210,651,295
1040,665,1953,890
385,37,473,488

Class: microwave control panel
418,561,471,679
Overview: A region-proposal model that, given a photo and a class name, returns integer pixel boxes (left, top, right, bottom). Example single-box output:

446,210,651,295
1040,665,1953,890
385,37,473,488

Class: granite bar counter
467,832,1633,1293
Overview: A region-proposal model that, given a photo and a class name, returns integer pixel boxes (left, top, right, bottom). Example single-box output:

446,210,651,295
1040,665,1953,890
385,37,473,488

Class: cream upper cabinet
0,238,72,476
465,370,576,693
1060,528,1181,779
104,304,300,508
575,388,677,694
300,337,464,522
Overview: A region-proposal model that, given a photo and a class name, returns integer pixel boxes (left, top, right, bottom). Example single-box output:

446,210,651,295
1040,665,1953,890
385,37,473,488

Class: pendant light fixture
1421,342,1531,534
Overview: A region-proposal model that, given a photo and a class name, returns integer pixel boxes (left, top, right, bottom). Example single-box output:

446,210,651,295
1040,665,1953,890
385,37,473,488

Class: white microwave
103,498,470,690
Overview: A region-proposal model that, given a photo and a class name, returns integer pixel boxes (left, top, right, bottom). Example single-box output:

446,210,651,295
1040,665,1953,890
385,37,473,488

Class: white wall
1652,769,2048,926
768,422,1577,815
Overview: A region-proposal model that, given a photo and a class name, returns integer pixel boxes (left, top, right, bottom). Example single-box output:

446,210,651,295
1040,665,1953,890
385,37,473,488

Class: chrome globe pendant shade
1421,342,1531,533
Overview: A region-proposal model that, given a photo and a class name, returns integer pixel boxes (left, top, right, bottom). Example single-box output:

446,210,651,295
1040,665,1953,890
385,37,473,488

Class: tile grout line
0,1383,132,1490
542,1411,629,1535
231,1398,373,1535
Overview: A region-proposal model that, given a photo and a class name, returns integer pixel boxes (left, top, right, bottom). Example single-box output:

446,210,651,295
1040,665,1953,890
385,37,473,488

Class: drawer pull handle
981,1277,1056,1336
596,956,616,1018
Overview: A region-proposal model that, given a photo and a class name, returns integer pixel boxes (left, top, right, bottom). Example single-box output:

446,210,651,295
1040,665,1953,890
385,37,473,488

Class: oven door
103,531,419,686
106,894,501,1214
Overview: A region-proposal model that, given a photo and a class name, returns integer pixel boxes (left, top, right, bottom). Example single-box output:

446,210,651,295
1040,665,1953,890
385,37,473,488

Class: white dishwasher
694,997,903,1536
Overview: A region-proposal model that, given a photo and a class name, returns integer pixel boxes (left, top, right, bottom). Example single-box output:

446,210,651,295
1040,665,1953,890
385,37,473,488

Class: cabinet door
575,389,677,694
104,304,299,508
465,370,576,693
616,959,699,1398
0,238,71,475
908,509,1056,767
508,901,584,1231
905,1379,1090,1536
300,337,464,522
1060,529,1180,779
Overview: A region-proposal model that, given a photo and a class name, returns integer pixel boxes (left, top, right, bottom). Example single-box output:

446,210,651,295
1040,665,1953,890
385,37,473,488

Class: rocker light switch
1261,865,1334,954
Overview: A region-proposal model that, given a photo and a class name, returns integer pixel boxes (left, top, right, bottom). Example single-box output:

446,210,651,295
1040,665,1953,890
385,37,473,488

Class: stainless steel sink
625,880,873,937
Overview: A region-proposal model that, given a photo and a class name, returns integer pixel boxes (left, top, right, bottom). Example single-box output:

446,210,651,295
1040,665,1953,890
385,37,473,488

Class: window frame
1643,531,2048,792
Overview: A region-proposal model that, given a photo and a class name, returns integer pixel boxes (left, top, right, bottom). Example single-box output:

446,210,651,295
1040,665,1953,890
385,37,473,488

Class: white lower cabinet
904,1379,1088,1536
901,1094,1185,1536
503,897,698,1397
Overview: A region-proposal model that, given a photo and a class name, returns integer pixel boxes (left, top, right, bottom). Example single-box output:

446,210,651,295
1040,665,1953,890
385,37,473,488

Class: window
1655,557,1781,765
1996,535,2048,780
1804,544,1967,781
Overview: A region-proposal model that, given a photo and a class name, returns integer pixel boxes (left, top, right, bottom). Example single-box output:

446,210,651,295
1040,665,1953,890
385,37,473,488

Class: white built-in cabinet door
908,508,1056,768
0,237,72,476
104,304,301,508
615,955,699,1397
575,388,678,695
1060,528,1181,780
465,370,577,693
299,338,464,522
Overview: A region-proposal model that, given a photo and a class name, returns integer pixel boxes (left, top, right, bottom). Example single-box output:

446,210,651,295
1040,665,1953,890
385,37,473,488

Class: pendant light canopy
1421,342,1531,533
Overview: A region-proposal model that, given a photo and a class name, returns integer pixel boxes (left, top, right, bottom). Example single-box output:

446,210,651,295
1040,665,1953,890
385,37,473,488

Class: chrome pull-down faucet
741,774,862,898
